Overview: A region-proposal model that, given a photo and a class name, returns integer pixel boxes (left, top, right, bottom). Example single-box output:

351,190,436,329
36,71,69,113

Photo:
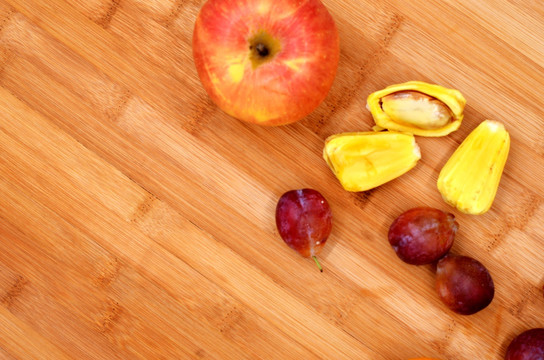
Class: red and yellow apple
193,0,340,126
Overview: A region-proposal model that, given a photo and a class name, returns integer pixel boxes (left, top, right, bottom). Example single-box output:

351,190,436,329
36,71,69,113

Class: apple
193,0,340,126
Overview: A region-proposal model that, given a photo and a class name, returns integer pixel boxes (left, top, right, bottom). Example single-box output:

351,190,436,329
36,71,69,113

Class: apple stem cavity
313,256,323,272
255,43,269,58
248,30,281,69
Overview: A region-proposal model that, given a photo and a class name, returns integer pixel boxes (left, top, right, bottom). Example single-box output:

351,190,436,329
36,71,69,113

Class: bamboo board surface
0,0,543,359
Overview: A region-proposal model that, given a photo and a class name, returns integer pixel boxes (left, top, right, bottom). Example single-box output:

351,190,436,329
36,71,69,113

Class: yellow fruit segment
437,120,510,215
367,81,466,137
323,131,421,192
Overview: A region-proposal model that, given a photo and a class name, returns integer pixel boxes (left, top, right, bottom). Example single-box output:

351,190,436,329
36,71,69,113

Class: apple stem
312,256,323,272
255,43,269,57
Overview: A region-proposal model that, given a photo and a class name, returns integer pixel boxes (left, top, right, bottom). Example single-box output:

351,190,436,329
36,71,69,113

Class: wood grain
0,0,543,359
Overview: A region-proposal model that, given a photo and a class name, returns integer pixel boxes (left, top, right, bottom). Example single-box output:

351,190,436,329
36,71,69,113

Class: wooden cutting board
0,0,542,359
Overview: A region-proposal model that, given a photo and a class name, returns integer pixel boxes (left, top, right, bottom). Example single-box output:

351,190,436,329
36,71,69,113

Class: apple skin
193,0,340,126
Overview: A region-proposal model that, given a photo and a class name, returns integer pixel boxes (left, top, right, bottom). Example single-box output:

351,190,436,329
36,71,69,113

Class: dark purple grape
388,207,458,265
275,189,332,271
505,328,544,360
435,254,494,315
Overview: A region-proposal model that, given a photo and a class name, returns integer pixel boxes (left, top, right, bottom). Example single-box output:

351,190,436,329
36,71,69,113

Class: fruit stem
313,256,323,272
255,43,269,57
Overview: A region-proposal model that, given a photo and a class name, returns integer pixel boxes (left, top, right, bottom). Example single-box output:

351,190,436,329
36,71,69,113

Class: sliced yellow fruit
323,131,421,192
437,120,510,215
